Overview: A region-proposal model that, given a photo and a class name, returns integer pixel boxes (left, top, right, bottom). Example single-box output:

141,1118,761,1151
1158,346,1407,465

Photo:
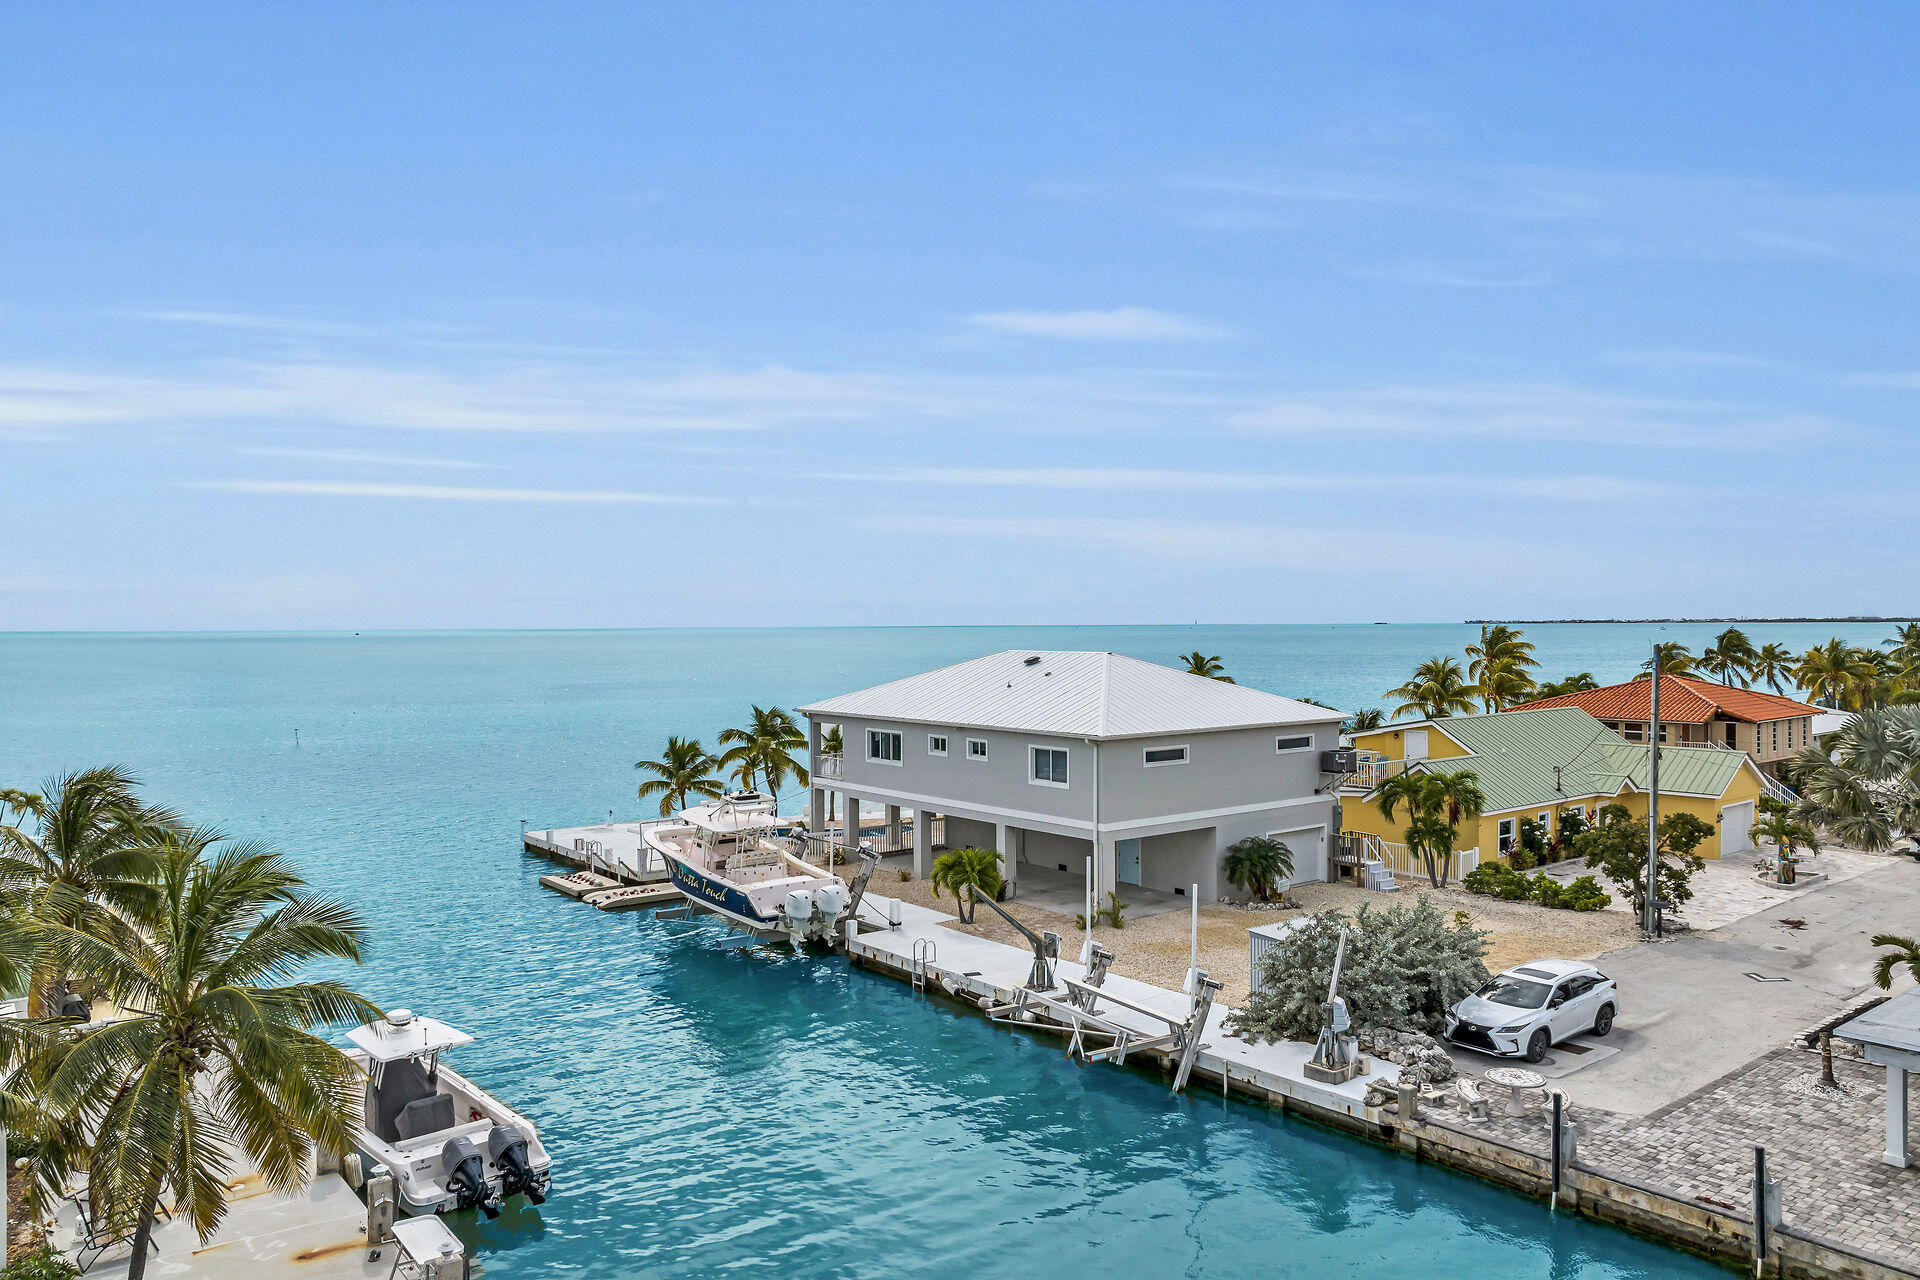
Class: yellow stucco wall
1351,723,1471,762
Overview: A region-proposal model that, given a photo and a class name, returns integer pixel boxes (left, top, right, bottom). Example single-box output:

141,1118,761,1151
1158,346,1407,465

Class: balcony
816,753,843,781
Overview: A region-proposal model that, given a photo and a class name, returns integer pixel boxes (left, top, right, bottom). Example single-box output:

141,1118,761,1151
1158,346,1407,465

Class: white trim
966,737,989,762
1029,744,1070,789
1142,744,1189,767
1275,733,1313,755
865,728,904,766
927,734,948,757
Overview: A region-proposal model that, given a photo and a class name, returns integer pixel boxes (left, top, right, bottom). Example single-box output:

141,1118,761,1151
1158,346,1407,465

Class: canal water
0,626,1814,1276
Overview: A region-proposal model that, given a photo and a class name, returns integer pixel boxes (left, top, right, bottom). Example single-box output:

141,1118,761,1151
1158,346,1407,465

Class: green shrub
1464,863,1611,913
1558,875,1612,912
1463,861,1529,899
1,1249,80,1280
1528,873,1567,908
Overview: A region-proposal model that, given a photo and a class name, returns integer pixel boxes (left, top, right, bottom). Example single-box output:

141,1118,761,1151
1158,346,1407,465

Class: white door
1271,826,1326,885
1720,800,1755,856
1115,838,1142,886
1405,729,1430,761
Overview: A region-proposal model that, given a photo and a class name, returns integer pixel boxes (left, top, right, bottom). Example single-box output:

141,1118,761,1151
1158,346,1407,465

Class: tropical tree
635,736,726,817
1386,657,1477,720
1374,768,1484,888
1178,653,1233,682
1464,624,1537,686
928,847,1004,922
718,705,811,800
1701,628,1759,686
1473,659,1537,712
1751,810,1820,876
1535,673,1598,698
1751,643,1796,694
1344,708,1385,733
1794,638,1872,709
1573,803,1714,921
820,724,844,757
0,789,43,827
27,829,379,1280
1783,706,1920,849
1640,642,1696,676
1871,934,1920,990
1223,836,1294,902
0,767,176,1016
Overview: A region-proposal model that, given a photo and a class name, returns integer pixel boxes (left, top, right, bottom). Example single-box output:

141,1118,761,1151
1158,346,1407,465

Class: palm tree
0,790,43,827
28,829,379,1280
1535,673,1599,698
1178,653,1233,682
1385,657,1478,720
1374,768,1483,887
929,847,1004,922
1701,628,1759,686
1344,708,1385,733
0,767,175,1016
1473,658,1537,712
1222,836,1294,901
1886,624,1920,671
1429,770,1487,832
1640,642,1696,676
1751,643,1795,694
1794,639,1871,709
1783,706,1920,850
635,736,725,817
1751,810,1820,872
718,706,811,801
1871,934,1920,990
1404,812,1460,890
1465,624,1537,686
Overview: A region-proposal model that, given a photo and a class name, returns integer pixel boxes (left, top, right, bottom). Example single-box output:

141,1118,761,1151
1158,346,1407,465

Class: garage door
1720,800,1755,856
1271,825,1327,885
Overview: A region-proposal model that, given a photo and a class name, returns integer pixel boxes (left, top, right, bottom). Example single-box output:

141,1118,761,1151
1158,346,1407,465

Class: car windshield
1477,975,1552,1009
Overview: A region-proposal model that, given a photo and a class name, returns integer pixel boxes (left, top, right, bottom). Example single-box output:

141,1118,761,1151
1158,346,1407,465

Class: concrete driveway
1546,853,1920,1115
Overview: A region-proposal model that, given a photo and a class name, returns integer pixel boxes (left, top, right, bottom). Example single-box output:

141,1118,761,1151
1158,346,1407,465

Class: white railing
1340,751,1403,792
1375,840,1479,884
816,753,843,780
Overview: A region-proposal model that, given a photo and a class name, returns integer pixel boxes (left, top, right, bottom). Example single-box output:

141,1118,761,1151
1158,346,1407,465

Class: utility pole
1645,643,1661,935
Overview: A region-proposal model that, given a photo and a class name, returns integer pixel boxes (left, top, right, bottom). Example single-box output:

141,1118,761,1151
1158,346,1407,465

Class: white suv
1445,960,1617,1063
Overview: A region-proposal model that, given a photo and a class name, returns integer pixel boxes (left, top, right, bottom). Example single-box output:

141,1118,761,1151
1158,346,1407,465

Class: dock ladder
910,938,939,992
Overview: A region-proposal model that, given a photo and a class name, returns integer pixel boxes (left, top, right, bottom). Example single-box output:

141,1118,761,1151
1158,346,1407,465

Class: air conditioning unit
1321,748,1358,775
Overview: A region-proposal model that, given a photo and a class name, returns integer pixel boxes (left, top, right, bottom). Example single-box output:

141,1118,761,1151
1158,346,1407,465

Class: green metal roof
1404,706,1750,813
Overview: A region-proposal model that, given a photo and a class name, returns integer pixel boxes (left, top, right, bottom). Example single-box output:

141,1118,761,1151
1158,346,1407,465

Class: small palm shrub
1223,835,1294,901
929,847,1003,922
1,1250,80,1280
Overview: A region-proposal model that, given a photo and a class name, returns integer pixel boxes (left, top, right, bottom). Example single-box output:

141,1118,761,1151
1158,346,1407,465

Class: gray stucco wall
1095,722,1340,824
826,715,1094,829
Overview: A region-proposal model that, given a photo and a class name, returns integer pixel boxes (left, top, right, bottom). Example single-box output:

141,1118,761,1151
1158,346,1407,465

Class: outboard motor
441,1136,499,1219
488,1123,546,1205
57,992,90,1021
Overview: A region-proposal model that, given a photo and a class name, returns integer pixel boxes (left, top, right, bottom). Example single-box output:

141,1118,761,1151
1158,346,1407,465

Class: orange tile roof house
1507,674,1820,781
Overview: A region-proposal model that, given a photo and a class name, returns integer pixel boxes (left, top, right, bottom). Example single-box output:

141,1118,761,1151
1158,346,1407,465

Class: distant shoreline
1464,616,1917,625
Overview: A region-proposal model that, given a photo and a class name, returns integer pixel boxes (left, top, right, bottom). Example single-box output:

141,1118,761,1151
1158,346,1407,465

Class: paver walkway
1537,848,1887,931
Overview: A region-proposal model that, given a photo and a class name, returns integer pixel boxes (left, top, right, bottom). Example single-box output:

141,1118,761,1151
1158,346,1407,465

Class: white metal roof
799,651,1342,740
345,1011,474,1063
1835,988,1920,1056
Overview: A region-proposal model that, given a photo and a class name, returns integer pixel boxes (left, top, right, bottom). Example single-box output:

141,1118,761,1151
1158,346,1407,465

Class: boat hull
660,852,787,935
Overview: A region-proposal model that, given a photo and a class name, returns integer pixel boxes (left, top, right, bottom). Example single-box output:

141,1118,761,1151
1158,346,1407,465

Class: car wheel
1525,1029,1550,1063
1592,1005,1614,1037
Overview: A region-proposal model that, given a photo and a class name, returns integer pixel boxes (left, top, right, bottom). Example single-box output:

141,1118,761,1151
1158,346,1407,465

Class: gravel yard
851,867,1640,1008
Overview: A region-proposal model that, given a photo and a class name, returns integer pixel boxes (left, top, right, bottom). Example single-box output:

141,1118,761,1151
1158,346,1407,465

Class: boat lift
963,886,1223,1095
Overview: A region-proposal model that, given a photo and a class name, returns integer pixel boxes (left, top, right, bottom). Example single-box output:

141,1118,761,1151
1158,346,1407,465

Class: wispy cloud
1353,263,1554,289
122,309,373,338
965,306,1227,341
809,465,1698,503
185,479,717,505
236,446,498,471
1228,382,1830,448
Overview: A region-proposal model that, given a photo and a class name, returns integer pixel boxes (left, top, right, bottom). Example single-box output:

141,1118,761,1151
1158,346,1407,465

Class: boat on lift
343,1009,552,1219
644,790,872,945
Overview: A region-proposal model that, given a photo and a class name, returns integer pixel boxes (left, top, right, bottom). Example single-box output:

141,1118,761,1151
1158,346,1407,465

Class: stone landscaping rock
1359,1028,1457,1086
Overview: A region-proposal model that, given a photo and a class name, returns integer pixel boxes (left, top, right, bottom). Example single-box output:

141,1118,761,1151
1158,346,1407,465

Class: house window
1622,723,1645,743
1603,721,1620,732
1143,746,1188,767
1772,722,1779,751
1498,817,1516,854
927,734,948,756
966,738,989,761
1276,734,1312,754
1657,724,1669,744
866,730,903,764
1030,746,1069,787
1726,722,1737,748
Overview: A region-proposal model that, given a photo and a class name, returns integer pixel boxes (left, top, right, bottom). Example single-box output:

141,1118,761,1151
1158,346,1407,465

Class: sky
3,4,1918,630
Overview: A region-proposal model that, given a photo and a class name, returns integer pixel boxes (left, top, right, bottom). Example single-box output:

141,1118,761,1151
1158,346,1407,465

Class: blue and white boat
646,792,860,945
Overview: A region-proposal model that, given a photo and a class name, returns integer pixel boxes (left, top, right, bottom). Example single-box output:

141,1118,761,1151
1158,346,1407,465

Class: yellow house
1339,705,1766,865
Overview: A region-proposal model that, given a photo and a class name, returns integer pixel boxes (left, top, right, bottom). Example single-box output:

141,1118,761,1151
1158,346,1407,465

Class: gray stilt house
800,651,1345,901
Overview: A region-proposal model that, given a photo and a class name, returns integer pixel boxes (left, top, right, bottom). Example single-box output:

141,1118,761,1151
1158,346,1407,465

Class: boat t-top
645,790,873,945
343,1009,552,1219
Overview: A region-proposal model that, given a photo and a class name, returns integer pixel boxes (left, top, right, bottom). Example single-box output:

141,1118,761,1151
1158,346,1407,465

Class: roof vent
1023,655,1042,666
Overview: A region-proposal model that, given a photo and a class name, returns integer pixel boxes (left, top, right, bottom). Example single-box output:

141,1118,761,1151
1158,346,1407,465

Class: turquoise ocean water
2,623,1895,1278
